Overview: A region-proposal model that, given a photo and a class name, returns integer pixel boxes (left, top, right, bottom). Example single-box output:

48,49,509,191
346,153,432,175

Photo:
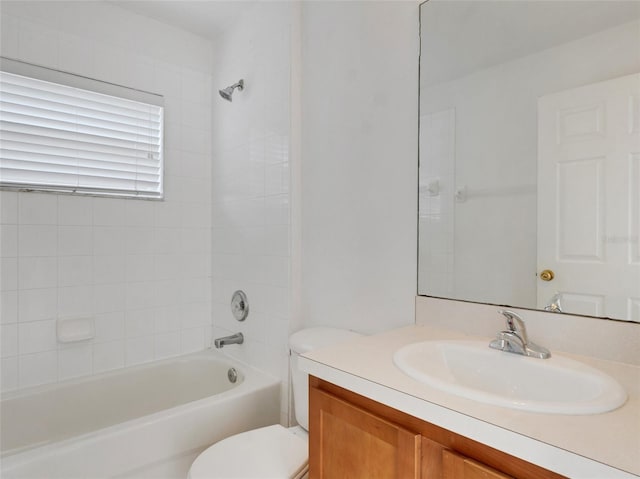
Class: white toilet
188,327,362,479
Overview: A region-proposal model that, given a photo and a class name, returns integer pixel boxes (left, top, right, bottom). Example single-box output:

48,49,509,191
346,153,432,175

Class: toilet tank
289,327,363,430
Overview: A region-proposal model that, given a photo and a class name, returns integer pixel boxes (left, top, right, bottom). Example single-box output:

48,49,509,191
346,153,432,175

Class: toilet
188,327,362,479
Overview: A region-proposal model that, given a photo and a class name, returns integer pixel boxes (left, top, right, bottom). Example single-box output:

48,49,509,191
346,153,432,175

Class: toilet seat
188,424,308,479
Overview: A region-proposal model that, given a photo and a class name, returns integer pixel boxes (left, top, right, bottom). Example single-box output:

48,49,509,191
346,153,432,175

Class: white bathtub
0,350,280,479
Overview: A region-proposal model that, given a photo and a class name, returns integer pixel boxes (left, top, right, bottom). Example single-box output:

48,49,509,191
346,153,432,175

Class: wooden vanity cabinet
309,377,566,479
442,450,512,479
310,382,421,478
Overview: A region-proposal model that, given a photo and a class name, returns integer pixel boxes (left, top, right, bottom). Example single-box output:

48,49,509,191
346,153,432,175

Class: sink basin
393,340,627,414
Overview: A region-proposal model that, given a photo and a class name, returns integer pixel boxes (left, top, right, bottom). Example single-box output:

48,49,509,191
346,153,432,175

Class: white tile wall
210,2,294,425
210,2,419,427
0,3,421,437
0,1,213,392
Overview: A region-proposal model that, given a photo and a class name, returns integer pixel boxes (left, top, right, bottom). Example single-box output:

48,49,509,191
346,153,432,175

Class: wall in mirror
418,0,640,322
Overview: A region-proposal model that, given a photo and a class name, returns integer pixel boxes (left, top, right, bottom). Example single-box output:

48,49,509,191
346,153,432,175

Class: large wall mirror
418,0,640,322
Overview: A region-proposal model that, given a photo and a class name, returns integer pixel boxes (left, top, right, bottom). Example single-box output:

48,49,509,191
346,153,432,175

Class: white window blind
0,58,164,199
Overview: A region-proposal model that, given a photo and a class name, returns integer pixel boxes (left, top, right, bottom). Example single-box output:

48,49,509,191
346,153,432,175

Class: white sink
393,340,627,414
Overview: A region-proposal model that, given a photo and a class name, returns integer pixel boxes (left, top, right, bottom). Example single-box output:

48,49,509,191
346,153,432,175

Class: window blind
0,59,164,199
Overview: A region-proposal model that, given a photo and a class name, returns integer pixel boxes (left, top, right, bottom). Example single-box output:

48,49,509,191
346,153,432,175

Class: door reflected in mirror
418,0,640,322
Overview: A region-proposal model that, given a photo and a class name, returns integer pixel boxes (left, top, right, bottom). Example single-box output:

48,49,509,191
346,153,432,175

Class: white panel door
537,73,640,321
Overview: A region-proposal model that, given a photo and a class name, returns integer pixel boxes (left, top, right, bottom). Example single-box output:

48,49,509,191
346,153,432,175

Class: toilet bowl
188,424,308,479
187,327,362,479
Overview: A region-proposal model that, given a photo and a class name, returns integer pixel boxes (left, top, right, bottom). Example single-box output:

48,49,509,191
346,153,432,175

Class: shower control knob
231,290,249,321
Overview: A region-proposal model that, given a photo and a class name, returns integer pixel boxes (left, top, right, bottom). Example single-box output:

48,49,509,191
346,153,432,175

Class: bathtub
0,349,280,479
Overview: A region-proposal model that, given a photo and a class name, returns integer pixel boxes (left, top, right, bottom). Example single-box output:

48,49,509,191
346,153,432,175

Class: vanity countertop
299,325,640,479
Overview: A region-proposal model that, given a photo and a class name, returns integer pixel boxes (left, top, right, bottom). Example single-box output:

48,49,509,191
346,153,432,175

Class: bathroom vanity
309,377,565,478
300,326,640,479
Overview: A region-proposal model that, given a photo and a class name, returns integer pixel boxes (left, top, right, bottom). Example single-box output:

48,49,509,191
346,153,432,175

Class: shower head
219,79,244,102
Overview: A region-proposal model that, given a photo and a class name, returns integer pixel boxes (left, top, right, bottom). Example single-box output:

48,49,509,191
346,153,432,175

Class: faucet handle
498,309,528,344
491,331,526,355
492,310,551,359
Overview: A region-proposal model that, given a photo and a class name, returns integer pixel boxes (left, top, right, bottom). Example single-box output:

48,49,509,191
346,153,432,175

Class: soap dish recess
57,317,95,343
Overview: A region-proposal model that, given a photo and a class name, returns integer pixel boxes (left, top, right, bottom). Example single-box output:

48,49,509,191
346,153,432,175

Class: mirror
418,0,640,322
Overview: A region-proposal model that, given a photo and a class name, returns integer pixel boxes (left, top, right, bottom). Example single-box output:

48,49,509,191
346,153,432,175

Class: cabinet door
309,386,421,479
443,450,514,479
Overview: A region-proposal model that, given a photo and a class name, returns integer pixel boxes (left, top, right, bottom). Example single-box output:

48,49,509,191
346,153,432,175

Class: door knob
539,269,555,281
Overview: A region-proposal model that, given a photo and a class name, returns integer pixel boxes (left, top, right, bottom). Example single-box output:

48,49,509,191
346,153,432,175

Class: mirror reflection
418,0,640,322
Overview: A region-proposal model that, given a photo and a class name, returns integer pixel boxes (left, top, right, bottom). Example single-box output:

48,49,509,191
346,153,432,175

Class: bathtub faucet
213,332,244,348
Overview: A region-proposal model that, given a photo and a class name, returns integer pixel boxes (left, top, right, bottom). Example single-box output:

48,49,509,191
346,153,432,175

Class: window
0,58,164,199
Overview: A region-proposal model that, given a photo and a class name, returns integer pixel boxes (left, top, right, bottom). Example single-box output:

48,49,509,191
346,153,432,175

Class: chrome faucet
213,332,244,349
544,293,563,313
489,310,550,359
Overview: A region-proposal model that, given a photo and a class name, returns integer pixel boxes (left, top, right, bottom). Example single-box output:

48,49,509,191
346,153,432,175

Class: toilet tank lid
289,327,363,354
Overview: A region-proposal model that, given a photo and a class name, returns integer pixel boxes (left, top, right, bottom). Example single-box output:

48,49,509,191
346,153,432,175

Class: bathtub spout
214,332,244,348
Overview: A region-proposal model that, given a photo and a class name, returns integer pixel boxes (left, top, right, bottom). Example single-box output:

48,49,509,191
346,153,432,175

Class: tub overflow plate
231,290,249,321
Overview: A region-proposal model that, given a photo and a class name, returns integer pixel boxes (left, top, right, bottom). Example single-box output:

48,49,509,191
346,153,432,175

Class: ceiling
110,0,640,82
421,0,640,87
109,1,257,40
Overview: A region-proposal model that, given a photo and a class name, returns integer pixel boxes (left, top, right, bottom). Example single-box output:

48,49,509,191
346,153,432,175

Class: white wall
300,1,419,335
420,20,640,308
0,1,213,392
0,1,421,406
210,2,294,425
209,1,419,425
